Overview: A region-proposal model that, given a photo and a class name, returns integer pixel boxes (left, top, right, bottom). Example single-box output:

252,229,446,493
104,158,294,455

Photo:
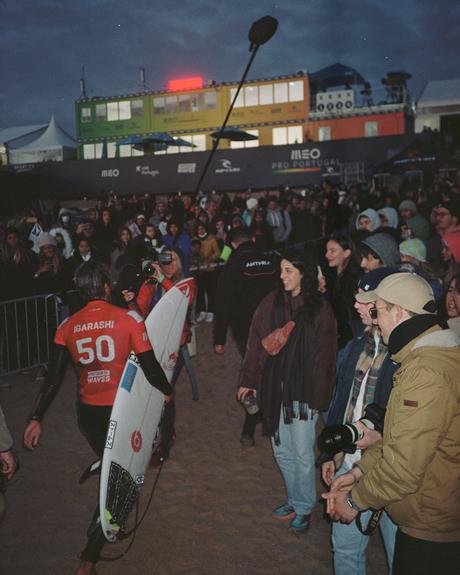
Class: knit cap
398,199,417,214
361,233,400,267
399,238,427,262
37,232,57,249
246,198,258,210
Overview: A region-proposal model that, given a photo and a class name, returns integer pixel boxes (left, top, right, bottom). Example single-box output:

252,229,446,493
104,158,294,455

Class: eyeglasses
369,306,387,319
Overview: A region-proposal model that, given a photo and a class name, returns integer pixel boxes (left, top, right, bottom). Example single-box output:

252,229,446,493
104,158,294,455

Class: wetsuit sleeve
28,343,70,422
134,281,157,319
137,350,173,396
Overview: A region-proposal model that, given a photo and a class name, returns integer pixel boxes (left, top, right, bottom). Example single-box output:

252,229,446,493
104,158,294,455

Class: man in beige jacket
323,272,460,575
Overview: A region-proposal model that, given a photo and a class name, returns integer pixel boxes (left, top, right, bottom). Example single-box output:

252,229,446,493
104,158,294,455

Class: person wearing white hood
355,209,381,233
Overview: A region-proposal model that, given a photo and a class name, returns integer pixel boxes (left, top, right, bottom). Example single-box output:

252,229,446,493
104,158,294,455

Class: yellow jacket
353,325,460,543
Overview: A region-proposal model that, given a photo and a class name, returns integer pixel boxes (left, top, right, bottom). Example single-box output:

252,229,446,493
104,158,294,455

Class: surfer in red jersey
23,261,173,575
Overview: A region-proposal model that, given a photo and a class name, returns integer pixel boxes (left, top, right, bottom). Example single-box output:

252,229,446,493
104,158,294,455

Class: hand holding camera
318,403,386,456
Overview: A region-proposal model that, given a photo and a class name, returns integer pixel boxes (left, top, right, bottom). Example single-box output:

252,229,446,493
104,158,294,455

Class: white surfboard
99,279,191,542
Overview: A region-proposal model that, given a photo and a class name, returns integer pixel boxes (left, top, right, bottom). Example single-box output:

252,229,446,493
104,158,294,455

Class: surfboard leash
100,459,165,562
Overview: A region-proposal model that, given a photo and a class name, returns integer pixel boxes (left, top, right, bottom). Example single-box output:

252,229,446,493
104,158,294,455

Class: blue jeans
271,408,318,516
331,464,397,575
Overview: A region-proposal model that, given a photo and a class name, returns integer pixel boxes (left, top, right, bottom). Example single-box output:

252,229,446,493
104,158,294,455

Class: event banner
4,135,409,198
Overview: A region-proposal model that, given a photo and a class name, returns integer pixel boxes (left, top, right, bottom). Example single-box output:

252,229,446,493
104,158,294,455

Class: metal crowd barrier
0,293,63,378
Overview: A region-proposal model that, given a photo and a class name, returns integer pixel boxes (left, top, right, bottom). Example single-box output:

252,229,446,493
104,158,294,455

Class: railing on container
0,293,63,378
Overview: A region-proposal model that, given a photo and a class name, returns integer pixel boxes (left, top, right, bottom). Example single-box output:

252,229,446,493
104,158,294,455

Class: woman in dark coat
238,248,337,533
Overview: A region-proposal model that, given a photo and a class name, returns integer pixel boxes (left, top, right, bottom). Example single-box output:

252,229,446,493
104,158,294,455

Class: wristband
157,274,165,284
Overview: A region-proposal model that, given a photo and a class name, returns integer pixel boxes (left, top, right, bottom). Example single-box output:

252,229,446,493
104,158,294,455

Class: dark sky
1,0,458,136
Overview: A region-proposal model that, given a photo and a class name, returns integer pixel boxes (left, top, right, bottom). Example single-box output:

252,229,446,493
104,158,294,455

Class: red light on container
167,76,204,92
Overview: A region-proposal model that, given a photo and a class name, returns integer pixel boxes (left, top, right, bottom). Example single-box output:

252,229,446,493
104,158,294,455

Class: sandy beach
0,322,388,575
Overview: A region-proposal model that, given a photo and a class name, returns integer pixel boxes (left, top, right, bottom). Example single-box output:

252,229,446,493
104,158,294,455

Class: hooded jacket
355,209,380,232
352,325,460,543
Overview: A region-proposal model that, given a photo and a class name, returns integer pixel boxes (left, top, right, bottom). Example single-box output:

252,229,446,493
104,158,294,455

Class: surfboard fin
79,459,102,484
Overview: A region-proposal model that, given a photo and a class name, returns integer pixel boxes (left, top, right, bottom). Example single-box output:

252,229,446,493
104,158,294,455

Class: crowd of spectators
0,176,459,306
1,173,460,573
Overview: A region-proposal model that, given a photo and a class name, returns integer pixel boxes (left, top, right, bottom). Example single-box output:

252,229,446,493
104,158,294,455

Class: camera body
318,403,386,456
142,251,173,279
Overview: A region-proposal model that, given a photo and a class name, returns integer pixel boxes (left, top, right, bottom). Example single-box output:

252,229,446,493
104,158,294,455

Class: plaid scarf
345,328,388,424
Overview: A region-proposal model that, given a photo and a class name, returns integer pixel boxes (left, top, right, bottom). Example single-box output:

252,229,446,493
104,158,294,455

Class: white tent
8,116,77,164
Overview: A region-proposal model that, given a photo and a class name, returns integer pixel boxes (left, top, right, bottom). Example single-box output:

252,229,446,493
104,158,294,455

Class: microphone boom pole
193,16,278,196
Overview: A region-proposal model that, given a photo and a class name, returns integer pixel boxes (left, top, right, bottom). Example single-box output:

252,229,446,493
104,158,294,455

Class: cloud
0,0,457,134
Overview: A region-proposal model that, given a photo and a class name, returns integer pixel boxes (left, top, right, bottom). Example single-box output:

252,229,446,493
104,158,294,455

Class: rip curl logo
215,159,240,174
163,351,179,372
131,430,143,453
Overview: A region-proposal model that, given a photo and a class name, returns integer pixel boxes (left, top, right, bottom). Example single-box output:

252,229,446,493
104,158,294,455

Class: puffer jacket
352,325,460,543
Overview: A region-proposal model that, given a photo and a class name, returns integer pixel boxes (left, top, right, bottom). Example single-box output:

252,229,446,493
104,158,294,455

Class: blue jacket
326,329,398,427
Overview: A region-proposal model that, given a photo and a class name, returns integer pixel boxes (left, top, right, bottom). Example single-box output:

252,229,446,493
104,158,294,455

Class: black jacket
213,241,278,349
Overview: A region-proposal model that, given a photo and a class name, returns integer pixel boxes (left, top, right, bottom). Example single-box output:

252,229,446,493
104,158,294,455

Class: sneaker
272,503,295,520
289,513,311,533
205,312,214,322
196,312,207,322
240,433,255,447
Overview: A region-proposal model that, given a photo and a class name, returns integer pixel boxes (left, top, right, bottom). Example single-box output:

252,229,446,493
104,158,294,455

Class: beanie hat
246,197,258,211
37,232,57,249
398,200,417,214
399,238,427,262
361,233,400,267
406,215,430,240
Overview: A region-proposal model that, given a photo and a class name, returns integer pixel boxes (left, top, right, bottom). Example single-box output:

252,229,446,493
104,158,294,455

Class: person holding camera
323,272,460,575
320,267,399,575
122,247,197,393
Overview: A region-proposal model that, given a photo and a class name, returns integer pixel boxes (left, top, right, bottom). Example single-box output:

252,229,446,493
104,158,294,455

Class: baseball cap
355,272,436,315
356,267,399,294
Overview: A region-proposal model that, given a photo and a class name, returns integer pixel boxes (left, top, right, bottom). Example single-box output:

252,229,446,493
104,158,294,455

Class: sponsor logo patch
163,351,178,372
403,399,418,407
105,420,117,449
120,362,137,392
131,430,143,453
88,369,110,384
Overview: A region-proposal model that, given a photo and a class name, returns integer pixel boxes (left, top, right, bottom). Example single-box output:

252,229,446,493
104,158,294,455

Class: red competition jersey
55,300,152,406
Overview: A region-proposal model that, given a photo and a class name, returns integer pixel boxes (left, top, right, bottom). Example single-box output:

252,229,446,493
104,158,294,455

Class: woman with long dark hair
238,248,337,533
325,232,363,350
